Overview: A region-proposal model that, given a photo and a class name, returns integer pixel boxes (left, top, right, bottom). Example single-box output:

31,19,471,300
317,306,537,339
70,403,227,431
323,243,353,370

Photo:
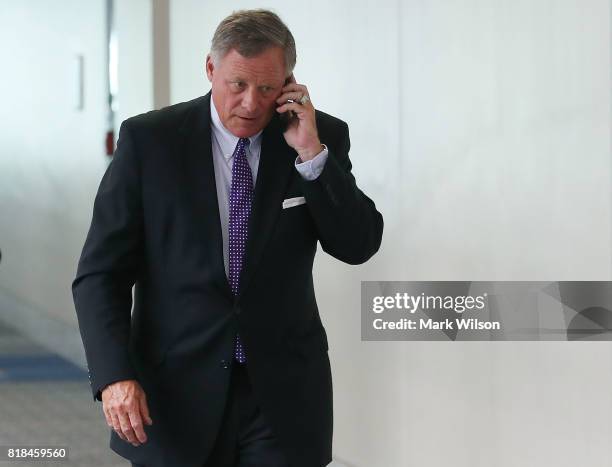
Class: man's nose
241,88,258,114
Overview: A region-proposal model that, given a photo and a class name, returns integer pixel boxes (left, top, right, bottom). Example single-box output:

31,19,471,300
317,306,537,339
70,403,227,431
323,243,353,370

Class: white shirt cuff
294,144,329,181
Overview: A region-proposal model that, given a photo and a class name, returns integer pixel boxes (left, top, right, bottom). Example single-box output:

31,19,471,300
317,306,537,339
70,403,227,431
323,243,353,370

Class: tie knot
234,137,250,159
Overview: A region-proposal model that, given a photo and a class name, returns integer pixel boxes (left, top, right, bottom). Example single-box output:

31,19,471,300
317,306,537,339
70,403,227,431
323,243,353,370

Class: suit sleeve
72,121,142,401
300,121,384,264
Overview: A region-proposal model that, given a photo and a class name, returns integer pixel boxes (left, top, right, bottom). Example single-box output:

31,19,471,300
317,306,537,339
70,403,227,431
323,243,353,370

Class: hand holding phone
275,74,322,161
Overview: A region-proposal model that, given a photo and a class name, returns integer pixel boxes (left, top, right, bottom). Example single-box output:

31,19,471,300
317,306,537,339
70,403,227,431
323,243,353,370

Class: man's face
206,47,287,138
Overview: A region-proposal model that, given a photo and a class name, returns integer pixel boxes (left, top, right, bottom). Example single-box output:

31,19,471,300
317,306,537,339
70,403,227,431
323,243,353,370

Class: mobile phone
278,75,296,131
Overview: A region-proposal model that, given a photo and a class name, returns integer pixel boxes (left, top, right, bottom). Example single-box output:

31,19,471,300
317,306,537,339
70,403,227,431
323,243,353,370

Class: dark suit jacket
72,92,383,467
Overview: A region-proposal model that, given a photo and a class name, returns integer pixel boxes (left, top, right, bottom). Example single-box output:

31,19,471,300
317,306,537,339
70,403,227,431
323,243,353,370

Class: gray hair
210,9,296,76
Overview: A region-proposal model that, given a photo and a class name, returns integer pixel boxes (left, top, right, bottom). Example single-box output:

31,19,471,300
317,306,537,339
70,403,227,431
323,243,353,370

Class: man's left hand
276,76,323,161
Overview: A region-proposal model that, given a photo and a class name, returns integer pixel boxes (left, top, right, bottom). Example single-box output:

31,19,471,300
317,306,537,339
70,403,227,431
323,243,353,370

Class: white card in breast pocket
282,196,306,209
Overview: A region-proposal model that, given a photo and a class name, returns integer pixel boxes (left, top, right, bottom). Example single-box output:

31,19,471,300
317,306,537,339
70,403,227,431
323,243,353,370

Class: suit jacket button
221,359,230,369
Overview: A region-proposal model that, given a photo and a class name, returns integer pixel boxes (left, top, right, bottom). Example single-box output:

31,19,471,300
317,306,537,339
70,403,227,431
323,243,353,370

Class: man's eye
232,82,245,90
261,86,272,93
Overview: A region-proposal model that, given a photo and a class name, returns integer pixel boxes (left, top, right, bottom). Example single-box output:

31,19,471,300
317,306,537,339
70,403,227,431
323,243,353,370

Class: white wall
0,0,154,364
169,1,611,466
0,1,108,326
115,0,154,130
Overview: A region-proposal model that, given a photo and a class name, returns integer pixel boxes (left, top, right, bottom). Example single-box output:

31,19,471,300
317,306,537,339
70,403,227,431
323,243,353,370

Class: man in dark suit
73,9,383,467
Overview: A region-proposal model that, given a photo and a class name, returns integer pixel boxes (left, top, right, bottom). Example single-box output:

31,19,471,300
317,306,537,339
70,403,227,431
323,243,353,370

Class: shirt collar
210,97,263,160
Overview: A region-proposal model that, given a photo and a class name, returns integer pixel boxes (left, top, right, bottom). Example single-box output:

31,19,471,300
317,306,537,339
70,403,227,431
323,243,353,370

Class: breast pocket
282,196,307,210
276,192,314,235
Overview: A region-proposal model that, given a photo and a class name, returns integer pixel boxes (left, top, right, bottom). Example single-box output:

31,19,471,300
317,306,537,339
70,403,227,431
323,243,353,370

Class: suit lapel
238,114,295,301
179,92,233,299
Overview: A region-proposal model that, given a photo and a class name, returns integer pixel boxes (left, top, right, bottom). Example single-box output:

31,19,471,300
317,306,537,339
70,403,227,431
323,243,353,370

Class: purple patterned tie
229,137,252,363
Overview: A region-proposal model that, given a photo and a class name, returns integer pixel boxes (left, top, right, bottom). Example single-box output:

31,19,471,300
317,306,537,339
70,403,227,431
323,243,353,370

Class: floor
0,321,344,467
0,321,129,466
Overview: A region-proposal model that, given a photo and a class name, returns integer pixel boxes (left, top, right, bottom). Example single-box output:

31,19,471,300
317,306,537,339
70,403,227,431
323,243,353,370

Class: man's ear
205,54,214,82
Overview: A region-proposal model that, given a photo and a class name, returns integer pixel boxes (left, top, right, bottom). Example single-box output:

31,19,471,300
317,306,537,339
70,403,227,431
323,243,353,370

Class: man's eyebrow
226,77,276,88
